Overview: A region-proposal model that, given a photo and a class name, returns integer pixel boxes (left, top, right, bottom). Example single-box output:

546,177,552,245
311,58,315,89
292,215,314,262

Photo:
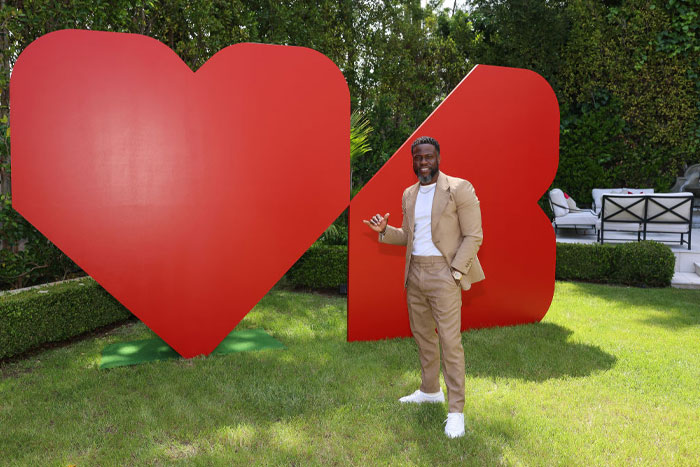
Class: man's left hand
451,268,462,287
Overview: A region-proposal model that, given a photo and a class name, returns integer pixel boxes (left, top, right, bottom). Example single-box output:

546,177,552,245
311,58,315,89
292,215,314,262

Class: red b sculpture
348,65,559,341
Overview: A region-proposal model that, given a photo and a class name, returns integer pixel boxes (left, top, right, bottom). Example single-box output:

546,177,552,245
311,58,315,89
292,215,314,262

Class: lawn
1,282,699,466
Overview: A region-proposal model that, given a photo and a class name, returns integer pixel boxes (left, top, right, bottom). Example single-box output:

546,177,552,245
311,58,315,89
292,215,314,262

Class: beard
415,164,439,184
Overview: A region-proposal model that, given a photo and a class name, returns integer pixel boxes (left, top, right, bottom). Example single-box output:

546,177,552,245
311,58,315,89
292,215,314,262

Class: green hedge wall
0,278,132,359
286,245,348,289
0,241,675,360
286,241,674,290
556,241,675,287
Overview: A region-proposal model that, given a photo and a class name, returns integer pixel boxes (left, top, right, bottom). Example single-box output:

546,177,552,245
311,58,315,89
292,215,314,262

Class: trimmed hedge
286,241,674,290
0,278,132,359
287,245,348,289
556,241,675,287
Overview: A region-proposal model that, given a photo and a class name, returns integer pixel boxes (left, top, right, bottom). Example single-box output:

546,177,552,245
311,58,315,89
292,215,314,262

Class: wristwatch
452,270,462,281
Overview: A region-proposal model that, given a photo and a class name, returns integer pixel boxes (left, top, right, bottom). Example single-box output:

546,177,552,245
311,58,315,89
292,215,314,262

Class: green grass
1,282,699,465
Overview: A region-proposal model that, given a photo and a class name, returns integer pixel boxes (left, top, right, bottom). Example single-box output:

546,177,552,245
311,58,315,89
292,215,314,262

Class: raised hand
363,212,390,233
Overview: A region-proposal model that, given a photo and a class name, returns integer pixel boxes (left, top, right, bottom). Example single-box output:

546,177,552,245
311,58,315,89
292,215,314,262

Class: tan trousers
407,255,465,413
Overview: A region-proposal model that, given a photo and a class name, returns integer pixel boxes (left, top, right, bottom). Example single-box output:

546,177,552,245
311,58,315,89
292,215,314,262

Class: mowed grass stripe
1,282,699,465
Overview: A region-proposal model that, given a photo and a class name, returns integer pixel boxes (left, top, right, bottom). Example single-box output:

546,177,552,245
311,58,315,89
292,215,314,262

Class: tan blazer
380,171,485,290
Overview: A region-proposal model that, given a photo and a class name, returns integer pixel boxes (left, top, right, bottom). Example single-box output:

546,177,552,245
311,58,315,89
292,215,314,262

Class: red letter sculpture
348,65,559,341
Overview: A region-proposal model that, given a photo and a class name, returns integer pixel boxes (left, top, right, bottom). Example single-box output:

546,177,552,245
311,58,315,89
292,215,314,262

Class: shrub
612,241,676,287
556,241,675,287
286,245,347,289
0,278,132,359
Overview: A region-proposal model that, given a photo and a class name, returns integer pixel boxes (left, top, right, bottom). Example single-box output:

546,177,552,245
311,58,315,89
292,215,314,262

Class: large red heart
11,30,349,357
348,65,559,340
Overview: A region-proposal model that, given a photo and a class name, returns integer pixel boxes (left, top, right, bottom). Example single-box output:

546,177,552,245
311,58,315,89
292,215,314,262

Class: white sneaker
398,389,445,404
444,412,465,438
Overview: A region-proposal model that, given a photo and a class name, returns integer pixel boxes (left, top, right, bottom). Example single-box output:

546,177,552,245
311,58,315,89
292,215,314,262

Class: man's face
412,143,440,185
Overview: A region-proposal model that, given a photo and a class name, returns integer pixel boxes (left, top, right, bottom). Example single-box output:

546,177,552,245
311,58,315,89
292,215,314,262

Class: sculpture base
99,328,284,369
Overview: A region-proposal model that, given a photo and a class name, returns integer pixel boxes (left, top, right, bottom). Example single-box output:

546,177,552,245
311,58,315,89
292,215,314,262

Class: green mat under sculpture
100,328,285,369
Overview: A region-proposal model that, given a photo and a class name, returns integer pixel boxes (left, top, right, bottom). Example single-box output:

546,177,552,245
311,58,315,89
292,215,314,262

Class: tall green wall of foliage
0,0,697,288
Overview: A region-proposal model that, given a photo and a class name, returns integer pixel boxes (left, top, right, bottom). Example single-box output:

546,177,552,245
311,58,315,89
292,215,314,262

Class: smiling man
363,136,484,438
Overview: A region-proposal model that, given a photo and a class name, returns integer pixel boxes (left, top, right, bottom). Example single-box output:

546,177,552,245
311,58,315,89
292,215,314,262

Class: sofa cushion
645,223,691,233
549,189,569,217
596,219,641,232
599,194,646,222
555,211,597,226
592,188,624,213
646,193,693,223
624,188,655,195
564,193,578,210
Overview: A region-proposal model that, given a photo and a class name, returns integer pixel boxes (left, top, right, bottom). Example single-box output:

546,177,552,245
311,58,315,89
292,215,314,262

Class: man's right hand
363,212,390,233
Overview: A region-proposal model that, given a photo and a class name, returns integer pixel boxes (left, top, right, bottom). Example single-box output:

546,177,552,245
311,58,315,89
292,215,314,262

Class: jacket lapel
406,182,419,233
431,172,450,233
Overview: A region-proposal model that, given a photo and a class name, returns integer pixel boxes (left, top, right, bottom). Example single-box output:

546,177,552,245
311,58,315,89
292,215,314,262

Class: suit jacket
380,171,485,290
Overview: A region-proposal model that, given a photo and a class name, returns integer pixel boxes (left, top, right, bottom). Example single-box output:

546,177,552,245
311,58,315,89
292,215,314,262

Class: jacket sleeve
450,181,483,274
378,189,409,246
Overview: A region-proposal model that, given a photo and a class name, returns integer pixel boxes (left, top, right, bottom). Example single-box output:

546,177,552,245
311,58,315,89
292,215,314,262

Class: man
363,136,484,438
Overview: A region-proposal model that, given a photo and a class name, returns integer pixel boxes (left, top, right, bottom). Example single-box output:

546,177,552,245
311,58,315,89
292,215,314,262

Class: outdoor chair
642,193,694,249
597,192,694,249
596,194,644,243
592,188,654,214
548,189,597,234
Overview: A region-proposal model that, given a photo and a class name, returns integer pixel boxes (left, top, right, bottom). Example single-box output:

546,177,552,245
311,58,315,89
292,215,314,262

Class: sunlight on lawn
1,282,699,465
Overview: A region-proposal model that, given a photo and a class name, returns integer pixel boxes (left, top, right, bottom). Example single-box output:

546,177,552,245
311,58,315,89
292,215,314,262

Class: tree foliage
0,0,697,287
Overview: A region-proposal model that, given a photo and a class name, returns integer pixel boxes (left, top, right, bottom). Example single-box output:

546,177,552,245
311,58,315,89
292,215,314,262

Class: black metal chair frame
548,199,597,235
598,196,644,244
643,196,694,250
598,194,693,249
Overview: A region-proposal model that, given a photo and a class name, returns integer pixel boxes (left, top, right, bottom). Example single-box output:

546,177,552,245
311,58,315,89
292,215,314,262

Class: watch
452,270,462,281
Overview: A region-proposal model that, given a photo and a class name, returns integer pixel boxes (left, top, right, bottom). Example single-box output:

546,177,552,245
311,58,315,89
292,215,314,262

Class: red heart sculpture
348,65,559,341
11,30,349,357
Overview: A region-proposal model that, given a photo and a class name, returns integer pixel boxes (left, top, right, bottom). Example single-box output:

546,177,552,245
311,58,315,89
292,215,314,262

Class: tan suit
380,171,484,412
379,172,485,289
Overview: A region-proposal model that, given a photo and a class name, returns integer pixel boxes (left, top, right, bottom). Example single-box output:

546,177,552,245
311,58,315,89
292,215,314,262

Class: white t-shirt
412,183,442,256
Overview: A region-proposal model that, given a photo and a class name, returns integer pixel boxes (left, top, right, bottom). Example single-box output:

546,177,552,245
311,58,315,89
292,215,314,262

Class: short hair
411,136,440,155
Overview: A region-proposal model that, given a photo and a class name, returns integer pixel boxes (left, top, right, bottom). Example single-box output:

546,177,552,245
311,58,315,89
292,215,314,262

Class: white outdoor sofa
592,188,654,214
597,192,695,249
549,188,597,233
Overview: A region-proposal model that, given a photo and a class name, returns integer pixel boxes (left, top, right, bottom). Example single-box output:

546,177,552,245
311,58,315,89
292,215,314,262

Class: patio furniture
592,188,654,214
597,192,694,249
549,189,597,234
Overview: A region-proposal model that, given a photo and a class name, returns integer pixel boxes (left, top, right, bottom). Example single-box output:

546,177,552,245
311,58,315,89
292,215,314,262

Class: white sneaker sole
399,392,445,404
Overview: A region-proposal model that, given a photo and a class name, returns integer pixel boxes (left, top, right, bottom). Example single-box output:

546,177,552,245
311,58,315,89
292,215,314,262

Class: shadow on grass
3,290,617,464
464,321,617,381
564,281,700,329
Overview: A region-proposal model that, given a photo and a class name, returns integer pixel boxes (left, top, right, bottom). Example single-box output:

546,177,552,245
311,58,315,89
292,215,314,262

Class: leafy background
0,0,698,289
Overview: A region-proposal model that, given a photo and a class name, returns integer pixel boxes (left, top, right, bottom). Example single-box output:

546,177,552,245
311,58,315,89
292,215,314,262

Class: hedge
0,240,676,359
286,245,348,289
556,241,675,287
0,278,132,359
286,241,675,290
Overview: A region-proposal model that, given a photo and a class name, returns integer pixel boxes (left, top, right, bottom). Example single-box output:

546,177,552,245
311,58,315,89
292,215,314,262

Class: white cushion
549,189,568,217
646,193,693,222
645,223,691,233
592,188,624,214
596,219,641,232
599,194,646,222
556,211,598,226
623,188,655,194
565,195,577,210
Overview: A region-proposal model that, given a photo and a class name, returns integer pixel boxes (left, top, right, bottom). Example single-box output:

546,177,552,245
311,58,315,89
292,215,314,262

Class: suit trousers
406,255,465,413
